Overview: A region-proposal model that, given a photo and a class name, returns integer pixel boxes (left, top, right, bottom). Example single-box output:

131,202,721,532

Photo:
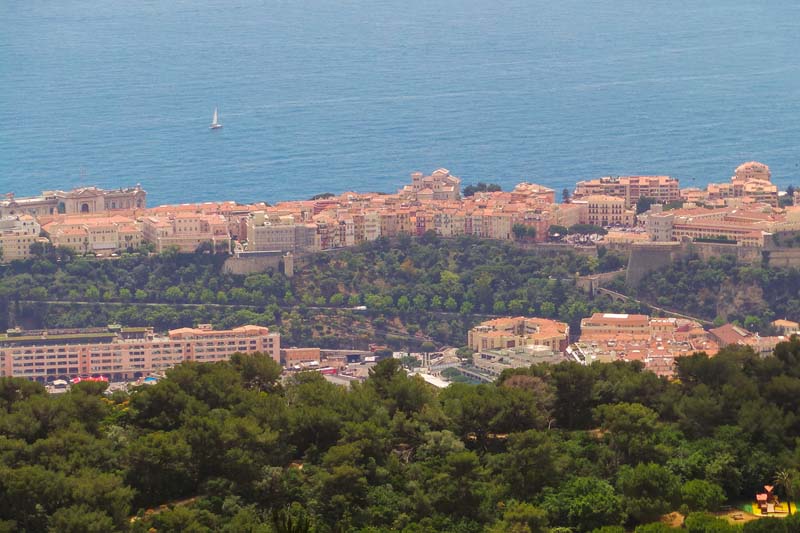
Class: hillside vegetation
0,236,632,347
2,343,800,531
633,255,800,332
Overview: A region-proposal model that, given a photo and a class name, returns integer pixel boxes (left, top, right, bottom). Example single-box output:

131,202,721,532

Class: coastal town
0,161,795,262
2,161,799,387
7,1,800,529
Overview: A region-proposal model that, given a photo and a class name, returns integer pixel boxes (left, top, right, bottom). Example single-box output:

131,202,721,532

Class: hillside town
2,161,800,388
2,162,797,262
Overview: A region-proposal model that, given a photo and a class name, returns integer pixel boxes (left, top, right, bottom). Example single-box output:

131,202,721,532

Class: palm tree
774,469,797,514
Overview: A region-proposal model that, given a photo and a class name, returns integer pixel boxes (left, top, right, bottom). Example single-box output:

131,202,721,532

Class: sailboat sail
210,107,222,129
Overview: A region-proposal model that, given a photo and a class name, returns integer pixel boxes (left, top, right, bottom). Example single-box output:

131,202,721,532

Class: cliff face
716,282,766,322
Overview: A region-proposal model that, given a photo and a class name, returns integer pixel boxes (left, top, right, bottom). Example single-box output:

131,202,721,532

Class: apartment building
578,195,636,227
42,214,143,254
141,213,231,253
574,176,680,207
690,161,777,207
468,316,570,353
379,209,413,237
0,324,280,382
0,215,41,261
580,313,651,340
734,161,771,183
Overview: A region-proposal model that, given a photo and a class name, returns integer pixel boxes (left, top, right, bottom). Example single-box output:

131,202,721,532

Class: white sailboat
210,107,222,129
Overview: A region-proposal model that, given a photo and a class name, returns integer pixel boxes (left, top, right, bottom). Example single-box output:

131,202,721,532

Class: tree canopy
0,344,800,531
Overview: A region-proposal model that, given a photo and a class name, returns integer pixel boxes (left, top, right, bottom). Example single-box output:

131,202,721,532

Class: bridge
595,287,712,325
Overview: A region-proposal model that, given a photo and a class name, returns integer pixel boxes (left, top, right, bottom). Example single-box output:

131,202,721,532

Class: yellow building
700,162,777,206
580,313,651,340
42,214,143,255
468,316,569,353
0,215,42,261
580,195,636,227
142,213,231,253
771,319,799,336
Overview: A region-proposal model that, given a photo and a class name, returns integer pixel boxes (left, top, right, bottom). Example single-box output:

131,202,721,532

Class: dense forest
0,236,635,347
2,344,800,532
632,255,800,333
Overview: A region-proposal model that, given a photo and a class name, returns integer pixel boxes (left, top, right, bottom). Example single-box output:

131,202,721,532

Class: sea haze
1,0,799,204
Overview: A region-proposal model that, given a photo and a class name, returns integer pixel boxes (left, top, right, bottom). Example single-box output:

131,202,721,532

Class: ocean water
1,0,800,205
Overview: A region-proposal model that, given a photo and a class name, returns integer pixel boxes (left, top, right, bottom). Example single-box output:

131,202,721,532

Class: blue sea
2,0,800,205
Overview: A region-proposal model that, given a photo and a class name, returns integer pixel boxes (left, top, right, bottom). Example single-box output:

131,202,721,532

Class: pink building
0,324,279,382
141,212,231,253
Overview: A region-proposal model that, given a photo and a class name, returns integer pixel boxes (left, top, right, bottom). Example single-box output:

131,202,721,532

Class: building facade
398,168,462,201
142,213,231,253
579,195,636,227
580,313,651,340
0,215,41,261
574,176,680,207
42,215,143,254
0,185,146,218
246,211,318,253
0,324,280,382
468,316,569,353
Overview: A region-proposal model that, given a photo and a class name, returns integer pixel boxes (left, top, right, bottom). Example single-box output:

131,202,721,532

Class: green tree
492,430,559,500
617,463,680,524
683,512,739,533
488,501,548,533
742,518,788,533
543,477,625,532
774,468,799,515
125,431,197,507
84,285,100,301
230,352,283,393
633,524,672,533
595,402,661,465
47,505,116,533
636,197,657,215
680,479,726,513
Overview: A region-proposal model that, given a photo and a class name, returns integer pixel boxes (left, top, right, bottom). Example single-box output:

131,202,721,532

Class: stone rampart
625,242,682,287
626,240,763,287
